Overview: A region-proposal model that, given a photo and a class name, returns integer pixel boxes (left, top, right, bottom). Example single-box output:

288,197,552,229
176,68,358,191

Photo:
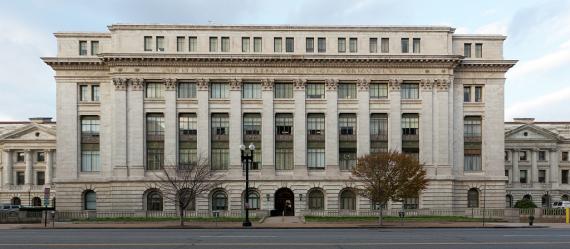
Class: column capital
130,78,144,91
293,78,306,90
420,79,433,91
435,79,450,91
229,78,242,91
163,78,177,91
388,79,401,92
197,78,209,90
112,77,128,91
325,78,338,91
356,79,369,91
261,78,274,91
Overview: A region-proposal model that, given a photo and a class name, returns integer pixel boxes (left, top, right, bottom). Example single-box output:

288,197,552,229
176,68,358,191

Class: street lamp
240,143,255,227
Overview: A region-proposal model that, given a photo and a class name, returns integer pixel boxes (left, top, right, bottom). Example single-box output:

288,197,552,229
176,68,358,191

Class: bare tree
352,150,428,226
149,156,223,227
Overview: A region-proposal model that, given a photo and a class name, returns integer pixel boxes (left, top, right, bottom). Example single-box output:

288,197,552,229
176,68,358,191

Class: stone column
513,150,520,184
388,79,401,151
163,78,178,167
452,79,465,176
2,149,12,186
112,78,128,177
24,149,33,185
531,148,539,184
293,79,307,172
325,79,339,175
356,79,370,156
196,79,210,164
261,79,275,175
419,79,434,172
45,149,53,185
435,79,450,175
229,79,243,175
550,148,559,188
128,78,145,177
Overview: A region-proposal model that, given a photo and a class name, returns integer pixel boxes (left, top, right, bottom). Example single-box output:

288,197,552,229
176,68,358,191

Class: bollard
528,215,534,226
566,208,569,224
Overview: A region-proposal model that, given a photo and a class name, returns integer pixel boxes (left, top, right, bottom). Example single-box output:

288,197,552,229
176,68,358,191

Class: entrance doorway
274,188,295,216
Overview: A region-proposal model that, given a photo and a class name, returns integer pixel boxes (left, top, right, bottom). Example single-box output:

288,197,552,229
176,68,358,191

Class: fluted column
550,148,559,188
356,79,370,156
196,79,210,163
388,79,401,152
24,149,33,185
293,79,307,171
261,79,275,175
112,77,128,176
128,78,144,177
513,150,520,184
531,148,539,184
2,149,12,186
325,79,339,175
229,79,242,175
164,78,178,166
45,149,53,185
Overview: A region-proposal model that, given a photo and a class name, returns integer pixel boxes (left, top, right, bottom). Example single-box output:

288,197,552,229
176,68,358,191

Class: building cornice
41,57,107,70
456,60,517,73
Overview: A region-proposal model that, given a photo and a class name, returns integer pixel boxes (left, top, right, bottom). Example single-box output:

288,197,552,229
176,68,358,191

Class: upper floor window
92,85,100,101
307,113,325,135
253,37,262,52
369,83,388,99
275,113,293,135
464,85,483,102
81,116,100,135
286,37,294,52
381,38,389,53
464,43,472,58
156,36,165,52
412,38,420,53
475,86,483,102
274,37,282,52
146,82,164,99
209,37,218,52
177,37,185,52
402,114,419,136
91,41,99,55
37,152,45,162
189,36,197,52
16,152,25,162
475,43,483,58
401,38,409,53
242,37,250,52
306,37,314,53
243,113,261,135
274,83,293,99
401,83,419,99
338,38,346,53
242,83,261,99
210,83,229,99
79,41,88,55
464,116,482,138
505,151,510,161
562,151,569,161
520,150,528,161
370,114,388,137
146,113,165,136
539,150,547,161
179,113,197,135
211,113,229,136
369,38,378,53
349,38,358,53
463,86,471,102
144,36,152,51
221,37,230,52
339,113,357,135
178,82,196,99
80,85,89,101
306,83,325,99
318,37,326,53
338,83,356,99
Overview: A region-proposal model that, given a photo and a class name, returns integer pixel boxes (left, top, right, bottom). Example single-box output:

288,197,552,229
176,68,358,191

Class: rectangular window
36,171,45,185
37,152,45,162
464,116,482,172
401,38,409,53
81,116,100,172
381,38,389,53
274,37,282,52
464,117,482,138
221,37,230,52
338,38,346,53
520,170,528,183
275,113,293,135
464,43,472,58
16,152,25,162
210,148,229,170
412,38,421,53
274,83,293,99
189,36,197,52
243,113,261,135
145,82,164,99
253,37,262,52
505,151,510,161
176,37,185,52
338,83,356,99
16,172,25,185
318,37,326,53
474,86,483,102
306,83,325,99
79,41,87,55
369,38,378,53
475,43,483,58
538,169,546,183
401,83,419,99
339,149,357,171
146,113,165,137
520,151,528,161
286,37,294,52
464,154,482,171
146,114,164,170
144,36,152,51
463,86,471,102
307,148,325,169
179,146,197,169
211,113,229,170
370,114,389,153
339,113,356,135
92,85,100,101
275,148,293,170
562,170,569,184
79,85,89,102
156,36,165,51
307,113,325,135
563,151,569,161
349,38,358,53
209,37,218,52
241,83,261,99
179,113,197,136
402,114,419,137
242,37,250,52
306,37,314,53
307,113,325,168
81,116,100,135
178,113,197,168
369,83,388,99
178,82,196,99
209,83,229,99
539,151,547,161
275,113,294,171
90,41,99,55
211,113,229,136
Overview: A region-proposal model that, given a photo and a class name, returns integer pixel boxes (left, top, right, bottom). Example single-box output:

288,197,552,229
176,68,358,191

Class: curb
18,225,550,230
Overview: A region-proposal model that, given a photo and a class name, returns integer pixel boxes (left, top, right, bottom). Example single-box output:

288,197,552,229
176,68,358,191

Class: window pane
369,38,377,53
274,37,282,52
464,87,471,102
307,113,325,135
242,37,250,52
156,36,164,51
475,43,483,58
286,37,294,52
189,36,197,52
146,83,165,99
177,37,185,52
413,38,420,53
241,83,261,99
464,43,471,58
274,83,293,99
209,37,218,52
306,37,314,53
306,83,325,99
318,38,326,53
474,86,483,102
80,85,89,101
253,37,262,52
79,41,87,55
381,38,389,53
339,114,356,135
349,38,357,52
178,82,197,98
400,83,419,99
144,36,152,51
210,83,229,99
369,83,388,99
221,37,230,52
338,83,356,99
307,148,325,168
401,38,409,53
338,38,346,53
91,41,99,55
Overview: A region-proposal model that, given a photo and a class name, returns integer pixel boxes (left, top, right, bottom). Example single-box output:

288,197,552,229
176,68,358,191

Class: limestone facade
42,24,516,213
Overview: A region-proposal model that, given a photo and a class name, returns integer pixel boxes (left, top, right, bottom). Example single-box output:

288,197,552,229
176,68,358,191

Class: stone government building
39,24,517,214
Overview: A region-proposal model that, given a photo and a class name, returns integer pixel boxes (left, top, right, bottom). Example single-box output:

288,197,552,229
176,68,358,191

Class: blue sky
0,0,568,121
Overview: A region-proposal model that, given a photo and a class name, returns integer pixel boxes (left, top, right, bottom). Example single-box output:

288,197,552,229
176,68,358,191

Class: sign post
566,208,569,224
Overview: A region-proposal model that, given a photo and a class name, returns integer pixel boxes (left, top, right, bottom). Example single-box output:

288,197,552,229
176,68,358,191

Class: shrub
514,198,537,208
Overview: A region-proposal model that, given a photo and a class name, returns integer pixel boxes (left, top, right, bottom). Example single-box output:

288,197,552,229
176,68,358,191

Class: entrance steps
261,216,304,224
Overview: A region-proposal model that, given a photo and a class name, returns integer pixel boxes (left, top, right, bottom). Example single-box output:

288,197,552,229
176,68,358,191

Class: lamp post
240,143,255,227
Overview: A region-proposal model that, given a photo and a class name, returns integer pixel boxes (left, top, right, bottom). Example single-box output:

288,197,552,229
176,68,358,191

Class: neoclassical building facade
505,118,570,207
0,118,56,207
42,24,516,214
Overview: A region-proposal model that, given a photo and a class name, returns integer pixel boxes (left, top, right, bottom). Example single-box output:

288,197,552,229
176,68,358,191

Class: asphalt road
1,228,570,249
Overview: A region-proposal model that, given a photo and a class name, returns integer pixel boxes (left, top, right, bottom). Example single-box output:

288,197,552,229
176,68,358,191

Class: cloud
474,20,508,35
505,87,570,121
507,41,570,80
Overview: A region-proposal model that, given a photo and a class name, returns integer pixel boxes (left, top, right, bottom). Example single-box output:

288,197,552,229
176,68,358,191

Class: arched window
177,189,195,211
11,197,21,206
245,190,260,210
146,190,163,211
562,195,569,201
467,188,479,208
523,194,532,201
308,189,325,210
211,190,227,211
32,197,42,207
541,194,551,208
339,189,356,210
84,190,96,210
506,194,513,208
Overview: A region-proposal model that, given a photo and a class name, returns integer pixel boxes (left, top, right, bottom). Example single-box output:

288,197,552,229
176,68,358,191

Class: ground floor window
467,188,479,208
403,197,419,209
84,190,96,210
340,189,356,210
146,190,163,211
212,190,228,211
31,197,42,207
11,197,21,206
506,194,513,208
308,189,324,210
245,190,260,210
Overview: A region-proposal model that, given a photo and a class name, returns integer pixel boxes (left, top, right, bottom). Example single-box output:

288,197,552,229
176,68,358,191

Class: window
340,189,356,210
156,36,164,51
505,151,510,161
464,117,482,138
463,86,471,102
210,148,229,170
274,37,282,52
179,113,197,167
209,83,229,99
369,83,388,99
338,83,356,99
253,37,262,52
11,197,21,206
563,152,569,161
275,113,293,135
474,86,483,102
339,114,356,135
306,83,325,99
211,190,227,210
177,36,185,52
539,151,547,161
307,148,325,169
401,83,419,99
211,113,229,136
178,82,196,98
79,41,87,55
84,190,96,210
562,170,569,184
179,113,197,136
242,37,250,52
146,114,164,170
37,152,45,162
144,36,152,51
475,43,483,58
146,82,164,99
91,41,99,55
464,154,482,171
307,113,325,135
246,191,260,210
146,190,163,211
189,36,197,52
381,38,389,53
211,113,229,170
401,38,409,53
506,195,513,208
402,114,419,138
370,114,389,153
243,113,261,135
464,116,482,171
241,83,261,99
339,149,357,171
274,83,293,99
16,152,25,162
81,116,100,135
520,151,528,161
285,37,294,52
92,85,100,101
318,37,326,53
275,113,294,170
412,38,420,53
209,37,218,52
538,170,546,183
306,37,314,53
403,196,419,209
338,38,346,53
80,85,89,102
16,172,25,185
464,43,472,58
81,116,100,172
467,188,479,208
275,147,293,170
349,38,357,53
221,37,230,52
369,38,378,53
308,189,324,210
520,170,528,183
32,197,41,207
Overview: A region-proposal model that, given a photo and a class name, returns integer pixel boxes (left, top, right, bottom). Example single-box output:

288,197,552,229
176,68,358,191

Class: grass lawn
304,215,500,223
73,216,260,222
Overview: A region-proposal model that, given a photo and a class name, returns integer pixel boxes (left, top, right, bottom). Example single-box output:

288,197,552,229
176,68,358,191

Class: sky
0,0,568,122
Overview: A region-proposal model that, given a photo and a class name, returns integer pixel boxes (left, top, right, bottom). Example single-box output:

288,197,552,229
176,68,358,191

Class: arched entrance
275,188,294,216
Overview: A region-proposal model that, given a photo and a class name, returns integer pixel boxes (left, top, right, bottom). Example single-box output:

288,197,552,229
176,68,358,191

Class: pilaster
229,79,243,175
128,78,144,178
419,79,434,173
388,79,401,152
45,149,53,185
513,150,520,185
531,148,539,184
112,77,128,177
356,79,370,157
550,149,559,188
196,79,210,163
24,149,33,185
325,79,339,175
261,79,275,175
293,79,307,172
435,79,450,175
163,78,178,167
2,149,12,186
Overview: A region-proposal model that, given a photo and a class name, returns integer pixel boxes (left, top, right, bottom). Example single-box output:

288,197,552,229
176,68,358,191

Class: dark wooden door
274,188,295,216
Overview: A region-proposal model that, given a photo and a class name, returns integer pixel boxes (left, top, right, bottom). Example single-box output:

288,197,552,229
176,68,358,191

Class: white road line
199,235,278,238
504,235,570,237
1,241,570,246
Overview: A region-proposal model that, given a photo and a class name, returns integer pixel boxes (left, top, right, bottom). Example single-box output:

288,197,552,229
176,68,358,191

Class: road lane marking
504,235,570,237
199,235,278,238
1,241,570,246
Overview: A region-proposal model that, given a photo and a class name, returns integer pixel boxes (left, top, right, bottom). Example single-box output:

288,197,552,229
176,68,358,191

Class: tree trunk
179,205,185,227
379,205,384,226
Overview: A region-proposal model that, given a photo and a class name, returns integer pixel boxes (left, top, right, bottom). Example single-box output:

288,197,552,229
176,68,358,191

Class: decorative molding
325,79,338,91
229,78,242,91
420,79,433,91
293,78,306,90
112,77,128,91
435,79,449,91
163,78,177,91
356,79,369,91
130,78,144,91
388,79,401,92
197,78,209,91
261,78,274,91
